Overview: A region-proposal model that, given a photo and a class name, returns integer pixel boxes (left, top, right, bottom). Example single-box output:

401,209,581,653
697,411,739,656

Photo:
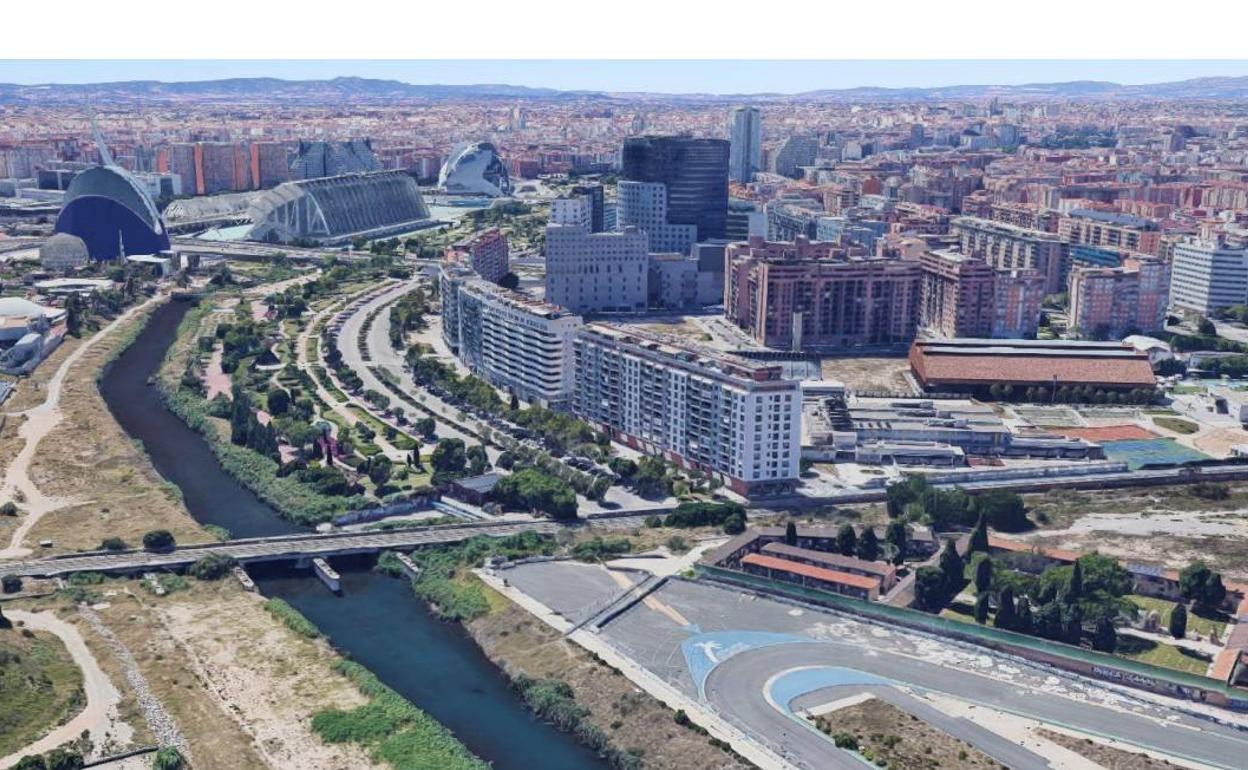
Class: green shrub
189,554,236,581
311,660,488,770
263,598,322,639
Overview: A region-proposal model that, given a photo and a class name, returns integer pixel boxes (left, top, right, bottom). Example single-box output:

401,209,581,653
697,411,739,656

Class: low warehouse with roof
909,338,1157,395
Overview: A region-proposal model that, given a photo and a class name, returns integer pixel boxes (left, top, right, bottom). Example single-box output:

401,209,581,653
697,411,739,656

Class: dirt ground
467,598,751,770
1022,485,1248,580
22,312,207,554
810,696,997,769
820,357,914,393
151,580,383,770
17,577,382,770
1038,729,1182,769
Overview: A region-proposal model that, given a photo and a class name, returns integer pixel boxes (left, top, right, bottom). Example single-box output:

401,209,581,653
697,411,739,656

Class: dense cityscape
4,66,1248,770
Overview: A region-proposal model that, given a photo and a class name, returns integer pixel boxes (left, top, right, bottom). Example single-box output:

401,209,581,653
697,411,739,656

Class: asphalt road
602,580,1248,770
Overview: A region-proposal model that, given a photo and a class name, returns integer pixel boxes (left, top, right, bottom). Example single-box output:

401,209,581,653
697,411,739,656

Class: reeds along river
99,298,608,770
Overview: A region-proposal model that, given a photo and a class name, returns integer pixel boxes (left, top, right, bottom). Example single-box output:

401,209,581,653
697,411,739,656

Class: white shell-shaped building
438,142,512,197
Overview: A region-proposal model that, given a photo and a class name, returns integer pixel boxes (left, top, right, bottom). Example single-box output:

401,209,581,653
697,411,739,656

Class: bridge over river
0,517,585,579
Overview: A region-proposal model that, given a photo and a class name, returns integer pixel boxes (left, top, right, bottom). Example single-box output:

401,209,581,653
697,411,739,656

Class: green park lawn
1129,595,1228,641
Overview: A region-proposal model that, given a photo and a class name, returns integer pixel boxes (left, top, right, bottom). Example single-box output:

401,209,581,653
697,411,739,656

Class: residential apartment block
1068,256,1170,338
952,216,1067,293
615,180,698,254
572,324,801,495
1059,209,1162,256
447,278,582,409
448,228,509,284
918,249,996,338
724,236,922,350
1169,238,1248,316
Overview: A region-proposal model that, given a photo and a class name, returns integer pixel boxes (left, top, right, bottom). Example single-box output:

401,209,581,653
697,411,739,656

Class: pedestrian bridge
1,518,570,579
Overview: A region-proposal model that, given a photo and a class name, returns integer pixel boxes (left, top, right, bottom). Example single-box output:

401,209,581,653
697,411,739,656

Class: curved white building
438,142,512,197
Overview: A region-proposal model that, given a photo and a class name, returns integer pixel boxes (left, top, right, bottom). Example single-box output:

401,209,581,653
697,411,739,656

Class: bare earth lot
811,696,997,770
820,357,914,393
1022,485,1248,580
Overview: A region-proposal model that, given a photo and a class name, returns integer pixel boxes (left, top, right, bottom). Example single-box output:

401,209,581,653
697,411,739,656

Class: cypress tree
785,521,798,547
974,556,993,595
885,520,907,565
938,539,964,593
1169,603,1188,640
969,511,990,553
1016,597,1034,634
994,587,1016,630
974,592,991,624
836,524,857,556
1069,559,1084,599
1092,617,1117,652
856,528,880,562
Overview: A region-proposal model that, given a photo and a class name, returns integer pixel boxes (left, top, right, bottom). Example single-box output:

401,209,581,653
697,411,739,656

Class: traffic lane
703,672,865,770
790,684,1053,770
706,644,1248,770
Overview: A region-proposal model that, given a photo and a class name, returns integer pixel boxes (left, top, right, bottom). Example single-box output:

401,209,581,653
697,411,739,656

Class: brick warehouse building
909,338,1157,396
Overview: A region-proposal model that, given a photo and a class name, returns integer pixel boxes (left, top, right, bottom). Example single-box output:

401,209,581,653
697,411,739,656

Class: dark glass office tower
571,184,605,232
621,136,729,241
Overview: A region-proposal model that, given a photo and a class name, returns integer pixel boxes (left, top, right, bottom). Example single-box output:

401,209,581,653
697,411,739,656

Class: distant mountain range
5,74,1248,104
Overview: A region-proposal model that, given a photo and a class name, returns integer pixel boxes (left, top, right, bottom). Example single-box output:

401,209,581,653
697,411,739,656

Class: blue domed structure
54,165,170,260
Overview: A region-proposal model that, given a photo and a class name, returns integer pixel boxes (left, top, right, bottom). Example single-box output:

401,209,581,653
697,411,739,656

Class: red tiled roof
988,536,1079,564
910,349,1155,388
760,542,897,579
741,553,880,590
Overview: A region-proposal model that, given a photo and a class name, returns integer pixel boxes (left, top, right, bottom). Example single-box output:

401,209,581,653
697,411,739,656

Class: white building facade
545,224,649,313
1169,238,1248,316
572,324,801,495
452,279,582,409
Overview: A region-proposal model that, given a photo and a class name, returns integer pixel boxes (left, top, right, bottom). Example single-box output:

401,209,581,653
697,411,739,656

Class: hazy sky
3,60,1248,93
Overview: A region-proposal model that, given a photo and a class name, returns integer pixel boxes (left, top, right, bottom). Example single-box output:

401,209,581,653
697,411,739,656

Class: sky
3,60,1248,94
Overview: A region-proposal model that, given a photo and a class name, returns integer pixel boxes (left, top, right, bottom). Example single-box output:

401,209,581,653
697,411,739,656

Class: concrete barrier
312,558,341,592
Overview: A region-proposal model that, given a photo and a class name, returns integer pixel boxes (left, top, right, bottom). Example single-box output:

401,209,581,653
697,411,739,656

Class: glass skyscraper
621,135,730,242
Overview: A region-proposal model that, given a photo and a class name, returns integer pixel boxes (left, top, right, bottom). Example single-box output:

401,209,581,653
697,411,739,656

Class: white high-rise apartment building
573,324,801,496
728,106,762,184
615,180,697,254
450,279,582,409
1169,238,1248,315
545,224,649,313
550,195,593,229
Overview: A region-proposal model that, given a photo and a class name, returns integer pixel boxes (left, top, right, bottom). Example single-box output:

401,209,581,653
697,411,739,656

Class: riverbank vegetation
398,532,555,622
312,660,488,770
263,597,323,640
0,628,86,757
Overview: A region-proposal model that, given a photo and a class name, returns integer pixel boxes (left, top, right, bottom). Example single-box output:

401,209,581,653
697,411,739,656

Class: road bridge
0,510,670,579
0,519,563,579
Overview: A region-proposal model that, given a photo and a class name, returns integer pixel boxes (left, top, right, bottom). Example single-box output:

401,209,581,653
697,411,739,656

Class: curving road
703,641,1248,770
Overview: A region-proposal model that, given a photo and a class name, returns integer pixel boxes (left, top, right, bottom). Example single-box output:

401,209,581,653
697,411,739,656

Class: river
99,298,607,770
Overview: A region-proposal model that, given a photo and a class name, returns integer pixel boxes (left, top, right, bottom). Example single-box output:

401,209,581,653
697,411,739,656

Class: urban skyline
7,49,1248,770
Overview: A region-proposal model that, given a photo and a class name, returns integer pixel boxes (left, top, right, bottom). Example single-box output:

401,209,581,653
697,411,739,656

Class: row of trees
886,475,1029,532
984,383,1156,405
